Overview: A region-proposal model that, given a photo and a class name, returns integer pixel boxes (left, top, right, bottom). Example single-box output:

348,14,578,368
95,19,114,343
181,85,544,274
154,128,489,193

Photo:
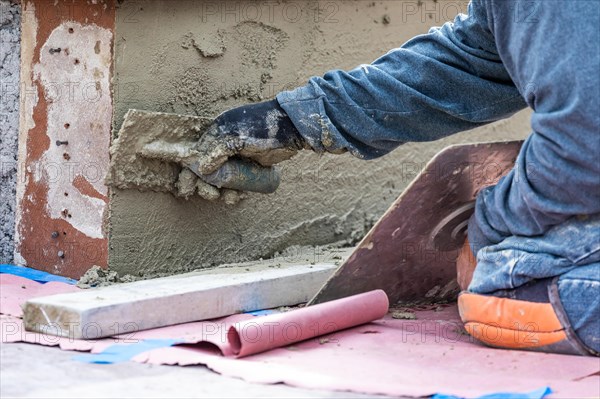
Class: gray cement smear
0,0,20,264
77,265,138,288
107,109,213,195
110,0,531,277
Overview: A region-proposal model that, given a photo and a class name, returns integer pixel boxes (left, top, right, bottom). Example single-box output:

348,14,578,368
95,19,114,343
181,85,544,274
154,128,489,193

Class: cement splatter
175,169,200,200
77,265,138,289
164,22,288,117
181,31,226,58
234,21,288,70
391,311,417,320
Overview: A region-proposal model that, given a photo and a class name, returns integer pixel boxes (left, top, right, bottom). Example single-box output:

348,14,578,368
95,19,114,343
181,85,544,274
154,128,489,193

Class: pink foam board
0,274,79,317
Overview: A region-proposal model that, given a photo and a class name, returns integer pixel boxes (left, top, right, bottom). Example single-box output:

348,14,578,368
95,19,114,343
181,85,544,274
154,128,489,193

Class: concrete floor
1,342,386,398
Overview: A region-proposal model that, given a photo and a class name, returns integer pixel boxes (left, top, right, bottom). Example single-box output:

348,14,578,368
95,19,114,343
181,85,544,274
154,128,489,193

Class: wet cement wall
110,0,531,277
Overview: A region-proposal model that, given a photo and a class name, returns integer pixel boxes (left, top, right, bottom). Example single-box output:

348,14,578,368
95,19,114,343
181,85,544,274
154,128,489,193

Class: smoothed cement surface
0,0,20,264
110,0,531,276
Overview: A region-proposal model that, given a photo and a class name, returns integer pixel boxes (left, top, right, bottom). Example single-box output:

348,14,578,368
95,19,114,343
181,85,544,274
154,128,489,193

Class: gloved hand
197,99,306,174
178,99,307,203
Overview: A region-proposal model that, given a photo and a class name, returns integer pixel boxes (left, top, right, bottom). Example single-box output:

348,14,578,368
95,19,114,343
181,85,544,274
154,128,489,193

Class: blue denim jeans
469,214,600,353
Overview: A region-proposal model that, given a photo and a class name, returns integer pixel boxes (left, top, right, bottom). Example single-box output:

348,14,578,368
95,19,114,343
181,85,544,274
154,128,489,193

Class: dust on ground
391,311,417,320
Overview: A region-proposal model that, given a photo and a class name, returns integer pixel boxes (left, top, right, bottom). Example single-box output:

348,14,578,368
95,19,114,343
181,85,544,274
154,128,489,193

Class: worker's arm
196,0,600,257
276,0,526,159
278,0,600,252
195,0,525,188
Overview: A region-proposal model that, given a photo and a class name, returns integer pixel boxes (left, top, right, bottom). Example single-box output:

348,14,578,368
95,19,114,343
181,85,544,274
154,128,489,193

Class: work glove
196,99,307,174
178,99,307,203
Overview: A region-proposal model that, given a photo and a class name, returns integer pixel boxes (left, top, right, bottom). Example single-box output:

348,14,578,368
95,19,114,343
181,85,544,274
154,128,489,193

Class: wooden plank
23,263,336,339
15,0,115,278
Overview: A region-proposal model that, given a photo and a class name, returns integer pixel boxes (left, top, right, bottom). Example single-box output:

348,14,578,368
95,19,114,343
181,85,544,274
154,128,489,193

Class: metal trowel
107,109,280,195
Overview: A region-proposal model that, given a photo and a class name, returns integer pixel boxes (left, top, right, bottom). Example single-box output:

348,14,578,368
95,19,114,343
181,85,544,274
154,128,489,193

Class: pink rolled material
227,289,389,358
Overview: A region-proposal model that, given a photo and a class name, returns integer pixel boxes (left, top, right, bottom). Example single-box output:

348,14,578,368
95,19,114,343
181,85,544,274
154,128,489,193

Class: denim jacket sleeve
276,0,526,160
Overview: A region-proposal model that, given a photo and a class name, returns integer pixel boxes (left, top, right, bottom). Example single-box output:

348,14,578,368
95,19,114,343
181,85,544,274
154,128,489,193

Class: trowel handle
191,159,281,194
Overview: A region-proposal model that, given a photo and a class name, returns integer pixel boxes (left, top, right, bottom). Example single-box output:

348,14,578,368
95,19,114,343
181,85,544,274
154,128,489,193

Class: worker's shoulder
484,0,600,24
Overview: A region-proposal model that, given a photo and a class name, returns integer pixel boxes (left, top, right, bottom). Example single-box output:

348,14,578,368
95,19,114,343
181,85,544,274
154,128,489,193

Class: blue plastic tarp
0,264,77,285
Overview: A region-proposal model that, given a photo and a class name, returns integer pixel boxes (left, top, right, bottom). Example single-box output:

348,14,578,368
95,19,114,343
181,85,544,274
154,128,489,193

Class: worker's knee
468,214,600,295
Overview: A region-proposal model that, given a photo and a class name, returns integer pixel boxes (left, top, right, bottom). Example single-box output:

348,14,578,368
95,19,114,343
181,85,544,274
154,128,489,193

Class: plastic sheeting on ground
1,272,598,398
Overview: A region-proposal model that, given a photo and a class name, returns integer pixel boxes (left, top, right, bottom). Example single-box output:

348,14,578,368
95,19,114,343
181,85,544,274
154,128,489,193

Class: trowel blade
107,109,212,194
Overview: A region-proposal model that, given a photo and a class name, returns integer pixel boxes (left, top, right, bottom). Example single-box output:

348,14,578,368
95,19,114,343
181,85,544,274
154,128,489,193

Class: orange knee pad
458,292,592,355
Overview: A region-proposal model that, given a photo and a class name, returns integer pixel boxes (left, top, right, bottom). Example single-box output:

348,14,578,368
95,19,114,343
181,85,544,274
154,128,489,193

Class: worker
191,0,599,356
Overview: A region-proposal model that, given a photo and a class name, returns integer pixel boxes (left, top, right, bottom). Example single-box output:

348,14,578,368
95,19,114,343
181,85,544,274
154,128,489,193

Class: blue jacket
277,0,600,252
